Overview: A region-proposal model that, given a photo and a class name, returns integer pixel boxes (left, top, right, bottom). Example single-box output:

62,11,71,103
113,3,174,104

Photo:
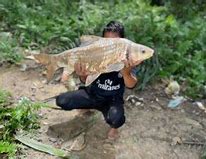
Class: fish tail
33,53,51,65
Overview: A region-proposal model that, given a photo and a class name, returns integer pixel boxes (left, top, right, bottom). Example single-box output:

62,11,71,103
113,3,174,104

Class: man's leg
56,89,96,110
100,101,125,139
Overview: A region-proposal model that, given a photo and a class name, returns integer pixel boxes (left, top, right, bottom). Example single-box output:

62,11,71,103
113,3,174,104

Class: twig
140,135,206,147
180,141,206,146
41,95,58,103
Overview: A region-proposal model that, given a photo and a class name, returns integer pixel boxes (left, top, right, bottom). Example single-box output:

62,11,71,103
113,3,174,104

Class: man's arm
121,59,142,88
74,63,88,83
121,66,137,88
61,69,69,83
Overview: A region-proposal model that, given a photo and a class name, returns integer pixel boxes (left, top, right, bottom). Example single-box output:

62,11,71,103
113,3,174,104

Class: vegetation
0,32,22,64
0,0,205,98
0,89,45,158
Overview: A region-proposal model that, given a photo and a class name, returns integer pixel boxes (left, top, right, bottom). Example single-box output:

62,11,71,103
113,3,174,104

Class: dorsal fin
80,35,102,46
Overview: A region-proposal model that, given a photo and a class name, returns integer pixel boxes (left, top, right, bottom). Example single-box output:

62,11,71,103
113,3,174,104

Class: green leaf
165,15,176,26
15,135,68,158
0,141,17,156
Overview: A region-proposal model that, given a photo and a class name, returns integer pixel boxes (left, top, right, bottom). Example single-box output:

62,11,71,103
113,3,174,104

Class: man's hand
120,59,142,76
74,63,89,76
74,63,89,83
61,70,69,83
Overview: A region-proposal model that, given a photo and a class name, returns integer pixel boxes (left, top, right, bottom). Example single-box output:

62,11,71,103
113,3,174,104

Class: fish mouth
151,48,155,55
146,48,155,59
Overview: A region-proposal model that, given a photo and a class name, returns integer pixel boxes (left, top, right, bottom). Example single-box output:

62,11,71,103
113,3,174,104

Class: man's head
102,21,124,38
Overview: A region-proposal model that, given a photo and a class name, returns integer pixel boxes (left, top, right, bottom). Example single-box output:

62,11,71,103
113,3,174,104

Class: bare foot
107,128,119,140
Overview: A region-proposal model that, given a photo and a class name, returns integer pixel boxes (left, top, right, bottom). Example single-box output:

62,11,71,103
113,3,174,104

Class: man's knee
106,106,125,128
56,93,73,110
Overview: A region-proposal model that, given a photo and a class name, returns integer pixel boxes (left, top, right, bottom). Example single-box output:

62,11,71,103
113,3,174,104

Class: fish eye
141,49,146,54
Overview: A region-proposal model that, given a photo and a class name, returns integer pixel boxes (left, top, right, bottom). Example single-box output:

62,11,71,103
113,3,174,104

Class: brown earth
0,60,205,159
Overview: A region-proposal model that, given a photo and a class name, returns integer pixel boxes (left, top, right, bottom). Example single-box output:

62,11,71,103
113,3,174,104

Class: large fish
31,35,154,86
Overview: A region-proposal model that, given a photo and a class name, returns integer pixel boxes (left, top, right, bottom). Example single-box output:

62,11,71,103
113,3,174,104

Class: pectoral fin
46,64,56,82
85,73,101,86
80,35,102,46
106,62,125,72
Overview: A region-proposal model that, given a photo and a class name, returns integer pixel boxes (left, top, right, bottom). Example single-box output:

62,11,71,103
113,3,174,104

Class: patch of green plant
0,89,12,107
1,97,43,141
0,89,46,157
0,32,23,64
0,141,17,158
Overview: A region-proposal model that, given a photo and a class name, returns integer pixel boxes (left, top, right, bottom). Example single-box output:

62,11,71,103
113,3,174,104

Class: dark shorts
56,87,125,128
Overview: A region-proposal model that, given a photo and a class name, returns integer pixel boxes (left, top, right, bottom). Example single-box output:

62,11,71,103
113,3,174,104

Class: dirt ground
0,61,206,159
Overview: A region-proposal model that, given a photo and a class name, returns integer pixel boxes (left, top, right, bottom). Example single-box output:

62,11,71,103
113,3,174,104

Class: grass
0,89,46,158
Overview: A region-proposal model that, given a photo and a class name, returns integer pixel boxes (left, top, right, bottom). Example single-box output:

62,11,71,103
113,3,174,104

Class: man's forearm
122,72,137,88
121,66,137,88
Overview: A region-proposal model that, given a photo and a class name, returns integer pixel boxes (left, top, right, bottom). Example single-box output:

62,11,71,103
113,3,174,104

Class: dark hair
102,21,125,38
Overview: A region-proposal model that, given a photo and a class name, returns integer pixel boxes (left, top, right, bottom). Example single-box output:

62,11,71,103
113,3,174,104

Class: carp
30,35,154,86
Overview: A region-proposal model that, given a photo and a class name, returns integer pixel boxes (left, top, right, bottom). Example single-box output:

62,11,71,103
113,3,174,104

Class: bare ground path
0,61,205,159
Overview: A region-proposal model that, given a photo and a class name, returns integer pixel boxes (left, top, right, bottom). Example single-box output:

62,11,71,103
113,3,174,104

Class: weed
0,89,46,157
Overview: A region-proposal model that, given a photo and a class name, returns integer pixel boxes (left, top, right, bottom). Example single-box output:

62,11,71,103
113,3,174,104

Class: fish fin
80,35,102,46
66,58,75,75
33,53,50,65
85,73,101,86
46,64,57,82
106,62,125,72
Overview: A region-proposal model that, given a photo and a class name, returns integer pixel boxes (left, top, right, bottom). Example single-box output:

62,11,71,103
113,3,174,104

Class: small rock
196,102,206,112
165,80,180,95
49,137,57,143
43,121,49,125
41,79,47,84
126,95,144,106
38,113,43,117
135,101,141,106
171,137,182,145
103,143,114,150
150,104,162,110
20,64,28,71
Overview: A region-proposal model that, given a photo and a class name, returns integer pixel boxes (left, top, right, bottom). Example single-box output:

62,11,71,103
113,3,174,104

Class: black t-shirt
89,71,125,97
88,68,137,98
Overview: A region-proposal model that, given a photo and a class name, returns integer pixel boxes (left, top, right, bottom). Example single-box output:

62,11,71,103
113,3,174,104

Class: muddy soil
0,61,205,159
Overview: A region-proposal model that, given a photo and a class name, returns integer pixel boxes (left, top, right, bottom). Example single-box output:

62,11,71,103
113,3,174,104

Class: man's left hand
120,59,142,75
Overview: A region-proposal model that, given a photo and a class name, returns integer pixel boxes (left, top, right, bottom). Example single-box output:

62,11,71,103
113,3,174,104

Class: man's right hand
74,62,89,83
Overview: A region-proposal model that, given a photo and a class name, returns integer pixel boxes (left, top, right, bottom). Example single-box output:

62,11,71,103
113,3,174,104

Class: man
56,21,142,139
